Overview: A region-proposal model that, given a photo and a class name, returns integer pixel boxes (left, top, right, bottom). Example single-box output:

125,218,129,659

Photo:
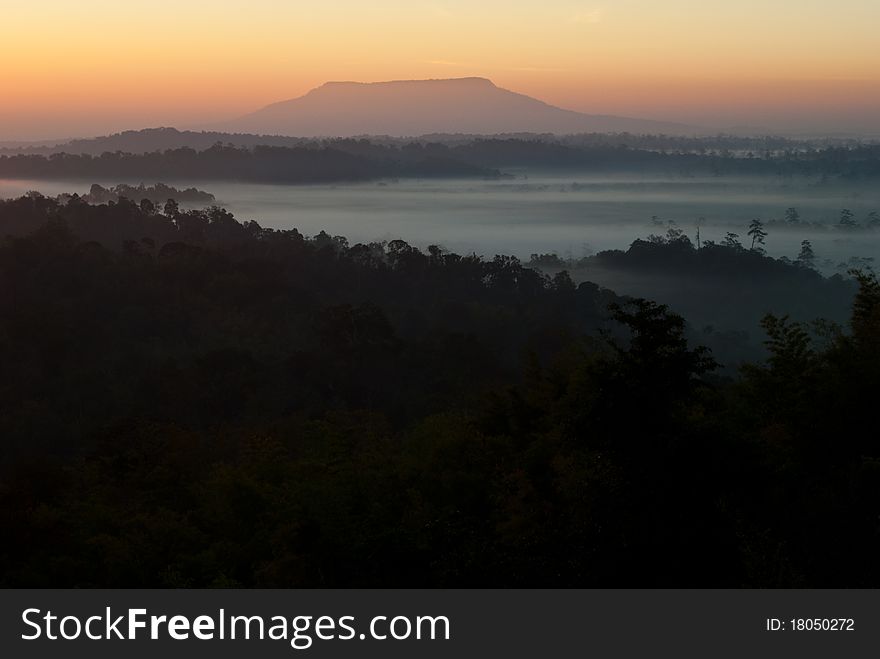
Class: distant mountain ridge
219,77,695,137
0,128,313,156
0,127,849,158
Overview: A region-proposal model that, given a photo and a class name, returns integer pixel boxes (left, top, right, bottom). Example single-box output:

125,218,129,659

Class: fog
4,166,880,589
3,172,879,272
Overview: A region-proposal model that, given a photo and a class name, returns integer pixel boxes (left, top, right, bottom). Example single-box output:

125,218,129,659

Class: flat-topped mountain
220,77,693,137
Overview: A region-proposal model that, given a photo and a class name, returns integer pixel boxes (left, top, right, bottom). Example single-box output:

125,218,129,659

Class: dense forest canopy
2,127,876,157
1,193,878,587
0,144,495,183
81,183,214,205
0,193,858,366
528,232,857,366
3,138,880,183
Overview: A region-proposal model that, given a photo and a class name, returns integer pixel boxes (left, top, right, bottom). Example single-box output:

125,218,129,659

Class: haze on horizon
3,0,880,140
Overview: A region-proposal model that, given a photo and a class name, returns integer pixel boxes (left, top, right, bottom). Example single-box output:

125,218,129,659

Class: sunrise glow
2,0,880,138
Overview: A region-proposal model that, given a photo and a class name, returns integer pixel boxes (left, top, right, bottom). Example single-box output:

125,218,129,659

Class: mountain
219,77,694,137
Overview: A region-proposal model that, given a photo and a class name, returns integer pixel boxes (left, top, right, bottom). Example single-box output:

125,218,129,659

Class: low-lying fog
3,173,879,273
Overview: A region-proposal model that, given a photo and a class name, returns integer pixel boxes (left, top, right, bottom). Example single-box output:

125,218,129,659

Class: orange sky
2,0,880,139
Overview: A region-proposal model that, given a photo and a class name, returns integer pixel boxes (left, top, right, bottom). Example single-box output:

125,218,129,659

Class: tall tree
796,240,816,269
747,219,768,251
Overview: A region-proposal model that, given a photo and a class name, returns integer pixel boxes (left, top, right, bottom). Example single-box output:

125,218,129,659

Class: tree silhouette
747,219,767,252
796,240,816,269
1,193,879,588
666,222,686,243
164,198,180,218
849,269,880,347
608,299,718,389
722,232,742,249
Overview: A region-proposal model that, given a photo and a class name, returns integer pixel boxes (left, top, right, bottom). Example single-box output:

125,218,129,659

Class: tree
747,219,767,252
796,240,816,269
839,208,856,227
849,269,880,348
750,314,817,388
866,211,880,228
607,298,717,389
164,198,180,218
552,270,576,293
695,217,706,249
666,223,685,243
784,207,800,224
722,232,742,249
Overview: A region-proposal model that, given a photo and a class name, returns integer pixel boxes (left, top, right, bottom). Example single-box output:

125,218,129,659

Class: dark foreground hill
1,194,878,588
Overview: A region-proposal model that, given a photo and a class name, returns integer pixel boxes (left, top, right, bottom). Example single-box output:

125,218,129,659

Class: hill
1,194,879,587
220,77,693,137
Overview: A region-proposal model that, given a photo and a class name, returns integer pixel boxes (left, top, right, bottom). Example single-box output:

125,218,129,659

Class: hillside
220,77,693,137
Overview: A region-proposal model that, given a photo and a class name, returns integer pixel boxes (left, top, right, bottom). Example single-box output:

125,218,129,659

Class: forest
3,137,880,183
82,183,215,205
528,228,859,367
1,127,871,158
1,192,878,587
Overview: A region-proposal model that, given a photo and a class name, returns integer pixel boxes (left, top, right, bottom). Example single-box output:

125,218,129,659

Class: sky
2,0,880,139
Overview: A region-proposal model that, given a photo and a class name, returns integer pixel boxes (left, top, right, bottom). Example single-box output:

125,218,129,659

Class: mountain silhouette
220,77,694,136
